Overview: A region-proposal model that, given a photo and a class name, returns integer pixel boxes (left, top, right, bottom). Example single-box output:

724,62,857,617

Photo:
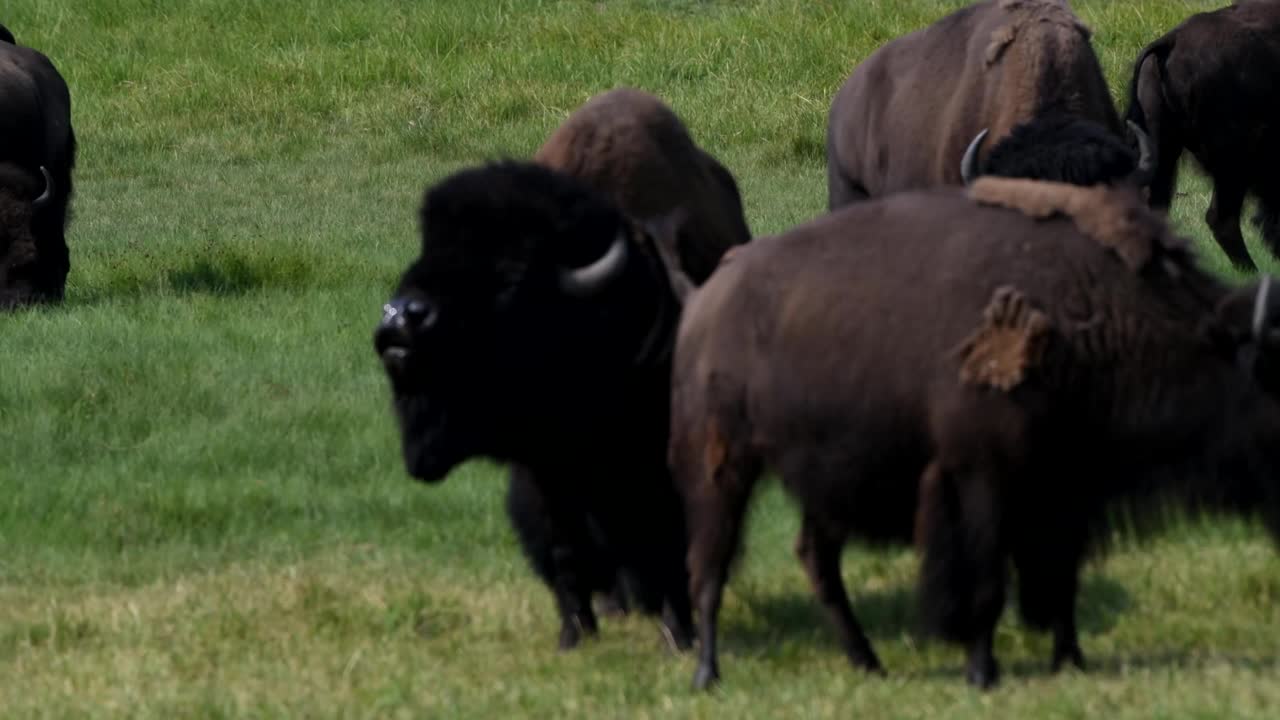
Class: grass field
3,0,1278,716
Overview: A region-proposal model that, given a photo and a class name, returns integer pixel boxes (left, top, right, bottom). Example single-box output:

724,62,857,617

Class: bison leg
794,514,883,673
686,488,750,690
1256,195,1280,262
916,461,1006,690
684,463,757,690
504,467,602,650
1011,528,1087,673
1206,179,1253,271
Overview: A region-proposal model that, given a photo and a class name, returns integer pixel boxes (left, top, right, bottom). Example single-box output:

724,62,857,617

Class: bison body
826,0,1140,209
375,88,750,652
671,180,1280,689
0,27,75,306
1126,0,1280,270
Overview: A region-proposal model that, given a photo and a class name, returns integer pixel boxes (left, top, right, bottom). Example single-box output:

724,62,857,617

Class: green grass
2,0,1277,716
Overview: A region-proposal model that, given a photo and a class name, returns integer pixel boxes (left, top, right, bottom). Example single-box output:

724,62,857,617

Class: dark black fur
374,161,697,652
1124,1,1280,270
981,113,1140,186
0,24,14,44
0,26,76,307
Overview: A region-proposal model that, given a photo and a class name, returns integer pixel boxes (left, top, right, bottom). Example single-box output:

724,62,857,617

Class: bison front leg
794,514,883,674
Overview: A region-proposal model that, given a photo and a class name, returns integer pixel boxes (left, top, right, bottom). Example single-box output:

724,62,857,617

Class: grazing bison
826,0,1150,210
374,87,751,652
671,178,1280,690
0,25,76,306
1125,1,1280,271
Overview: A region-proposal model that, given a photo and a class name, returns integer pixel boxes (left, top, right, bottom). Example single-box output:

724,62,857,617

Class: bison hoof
558,624,581,651
855,656,886,677
966,658,1000,690
1051,645,1087,673
692,663,720,691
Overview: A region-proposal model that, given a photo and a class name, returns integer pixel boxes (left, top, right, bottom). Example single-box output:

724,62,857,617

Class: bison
1125,0,1280,271
374,87,751,652
0,25,76,307
826,0,1151,210
670,178,1280,690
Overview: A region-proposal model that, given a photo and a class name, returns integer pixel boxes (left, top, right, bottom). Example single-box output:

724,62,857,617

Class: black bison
670,177,1280,690
826,0,1151,210
374,87,751,651
1125,0,1280,271
0,25,76,307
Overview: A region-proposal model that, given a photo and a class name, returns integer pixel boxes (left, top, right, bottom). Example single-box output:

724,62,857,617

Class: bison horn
1127,120,1155,181
558,229,630,297
1253,275,1273,341
960,128,989,185
32,166,53,210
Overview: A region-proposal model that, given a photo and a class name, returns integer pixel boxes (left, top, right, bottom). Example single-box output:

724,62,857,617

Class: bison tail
0,24,14,44
1123,39,1174,134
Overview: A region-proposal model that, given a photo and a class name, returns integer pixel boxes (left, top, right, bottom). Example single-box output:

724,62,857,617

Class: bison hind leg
915,461,1007,689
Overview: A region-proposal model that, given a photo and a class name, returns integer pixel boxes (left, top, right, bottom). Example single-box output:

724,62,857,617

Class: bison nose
375,297,437,356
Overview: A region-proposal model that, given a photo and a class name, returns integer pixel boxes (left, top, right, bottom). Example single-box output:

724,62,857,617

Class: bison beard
671,182,1280,691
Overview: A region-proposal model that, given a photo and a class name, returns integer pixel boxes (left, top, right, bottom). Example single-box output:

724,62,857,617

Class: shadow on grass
723,574,1133,653
73,246,329,305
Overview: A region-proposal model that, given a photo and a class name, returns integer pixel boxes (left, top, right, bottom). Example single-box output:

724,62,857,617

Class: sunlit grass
2,0,1275,716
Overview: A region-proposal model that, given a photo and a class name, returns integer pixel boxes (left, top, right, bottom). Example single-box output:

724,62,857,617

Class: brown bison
826,0,1151,210
0,25,76,307
670,178,1280,690
374,87,750,652
1125,0,1280,271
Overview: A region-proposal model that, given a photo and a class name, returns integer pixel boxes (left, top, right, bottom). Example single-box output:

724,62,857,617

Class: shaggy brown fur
535,87,751,283
967,177,1186,271
671,183,1280,691
826,0,1126,208
955,285,1051,391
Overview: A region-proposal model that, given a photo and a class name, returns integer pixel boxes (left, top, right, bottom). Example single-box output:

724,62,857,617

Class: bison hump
954,285,1052,392
966,177,1185,272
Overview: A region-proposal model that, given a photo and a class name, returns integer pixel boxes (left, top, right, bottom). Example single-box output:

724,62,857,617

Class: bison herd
7,0,1280,693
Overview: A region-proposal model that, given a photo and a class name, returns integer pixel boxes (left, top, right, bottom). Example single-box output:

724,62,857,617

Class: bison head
0,164,54,308
1206,275,1280,397
373,161,678,482
960,114,1154,189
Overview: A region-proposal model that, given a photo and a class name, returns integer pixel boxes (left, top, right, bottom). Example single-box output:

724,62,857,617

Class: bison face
374,162,653,483
0,166,53,309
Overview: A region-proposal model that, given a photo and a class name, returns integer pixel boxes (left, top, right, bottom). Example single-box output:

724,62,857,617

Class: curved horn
1127,120,1155,181
1253,275,1273,341
32,166,53,210
558,230,630,297
960,128,989,185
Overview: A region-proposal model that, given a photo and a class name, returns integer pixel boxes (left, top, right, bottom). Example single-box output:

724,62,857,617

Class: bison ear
642,209,696,304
